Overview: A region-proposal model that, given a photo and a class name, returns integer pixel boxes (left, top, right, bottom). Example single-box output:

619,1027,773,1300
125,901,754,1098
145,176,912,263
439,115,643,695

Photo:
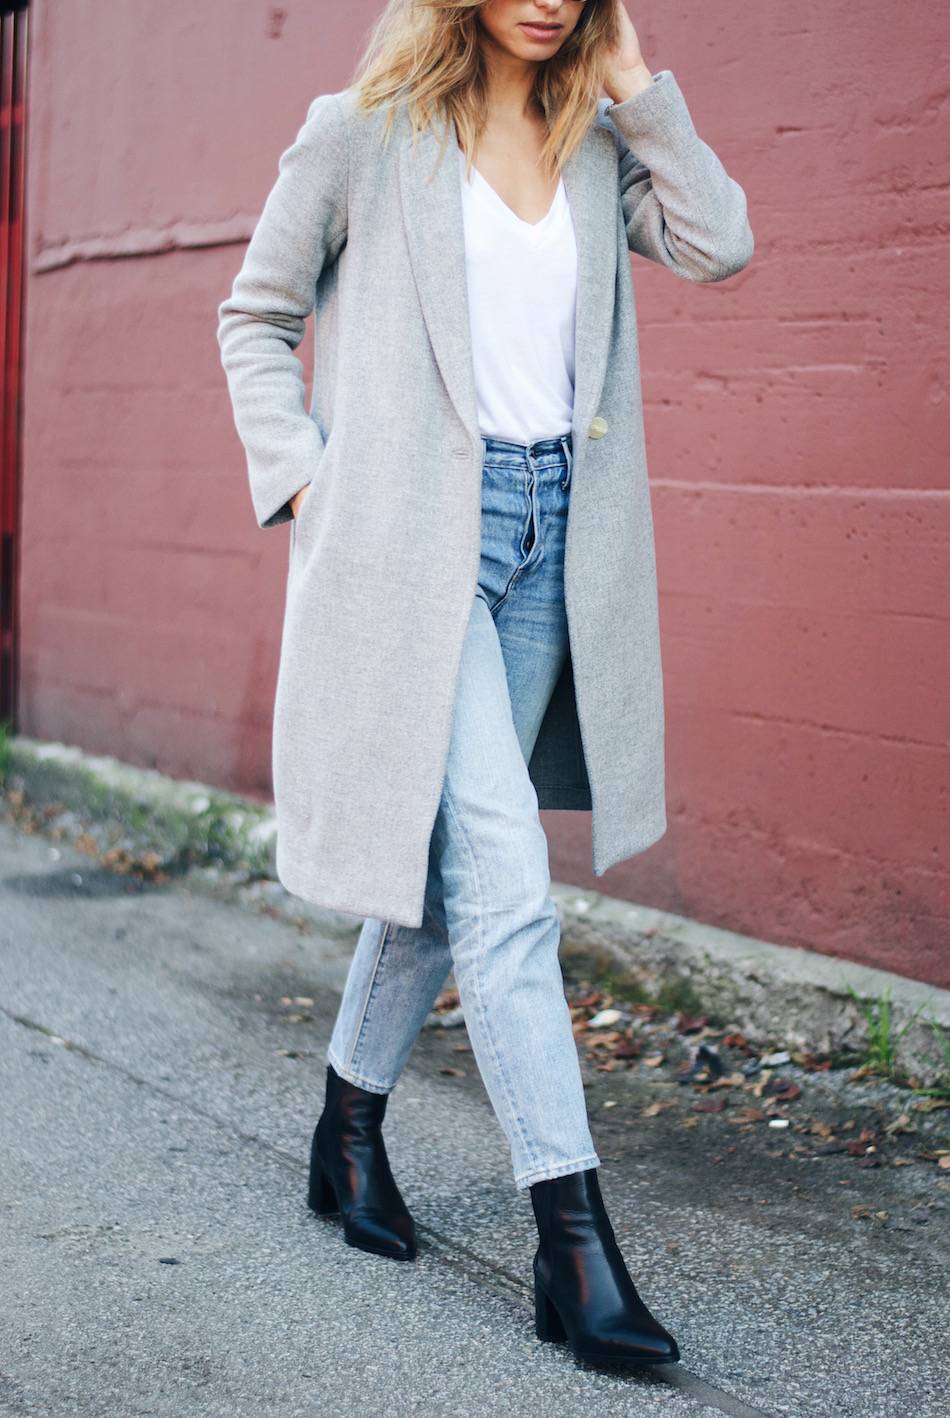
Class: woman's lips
519,23,564,42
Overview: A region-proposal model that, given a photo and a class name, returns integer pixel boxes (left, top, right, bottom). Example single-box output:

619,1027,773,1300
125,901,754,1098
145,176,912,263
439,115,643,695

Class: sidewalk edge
4,733,947,1085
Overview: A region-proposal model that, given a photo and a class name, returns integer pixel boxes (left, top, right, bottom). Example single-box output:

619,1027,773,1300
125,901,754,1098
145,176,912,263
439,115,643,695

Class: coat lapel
398,117,481,444
559,122,619,444
397,107,619,450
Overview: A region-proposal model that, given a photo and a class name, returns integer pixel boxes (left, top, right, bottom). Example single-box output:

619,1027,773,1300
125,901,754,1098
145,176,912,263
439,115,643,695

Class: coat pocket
292,480,316,542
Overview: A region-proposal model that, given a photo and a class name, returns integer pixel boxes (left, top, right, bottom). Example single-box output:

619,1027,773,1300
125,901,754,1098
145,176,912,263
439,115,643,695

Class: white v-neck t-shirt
458,147,577,447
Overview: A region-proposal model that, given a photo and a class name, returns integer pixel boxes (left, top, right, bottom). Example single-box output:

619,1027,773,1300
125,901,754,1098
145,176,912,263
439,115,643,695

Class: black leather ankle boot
308,1063,417,1261
529,1166,679,1366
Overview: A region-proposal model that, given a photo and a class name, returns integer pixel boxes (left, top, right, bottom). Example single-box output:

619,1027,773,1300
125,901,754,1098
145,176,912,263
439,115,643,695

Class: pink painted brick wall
19,2,950,983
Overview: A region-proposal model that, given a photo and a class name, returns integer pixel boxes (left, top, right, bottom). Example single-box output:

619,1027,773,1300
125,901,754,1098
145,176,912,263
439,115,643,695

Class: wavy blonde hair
349,0,619,179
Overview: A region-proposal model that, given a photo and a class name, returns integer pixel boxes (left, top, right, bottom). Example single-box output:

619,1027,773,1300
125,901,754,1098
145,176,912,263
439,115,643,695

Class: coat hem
272,811,666,927
274,857,425,929
592,812,668,876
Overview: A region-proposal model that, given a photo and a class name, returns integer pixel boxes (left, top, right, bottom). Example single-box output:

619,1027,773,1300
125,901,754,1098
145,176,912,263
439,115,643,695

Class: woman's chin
504,36,565,61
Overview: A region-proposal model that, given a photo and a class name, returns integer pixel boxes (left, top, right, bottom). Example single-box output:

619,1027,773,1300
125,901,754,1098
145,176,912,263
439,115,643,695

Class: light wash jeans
326,433,601,1190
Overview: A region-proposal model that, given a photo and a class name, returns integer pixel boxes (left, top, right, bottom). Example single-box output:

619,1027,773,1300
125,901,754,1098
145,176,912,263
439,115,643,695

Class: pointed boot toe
307,1064,418,1262
577,1317,680,1368
344,1209,417,1261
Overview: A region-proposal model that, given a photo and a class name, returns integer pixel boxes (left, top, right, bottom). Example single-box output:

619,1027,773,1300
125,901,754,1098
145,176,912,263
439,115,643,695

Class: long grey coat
216,68,753,927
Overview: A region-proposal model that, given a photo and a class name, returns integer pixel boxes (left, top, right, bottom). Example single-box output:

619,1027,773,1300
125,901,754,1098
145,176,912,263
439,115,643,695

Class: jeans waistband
481,432,573,489
482,433,572,460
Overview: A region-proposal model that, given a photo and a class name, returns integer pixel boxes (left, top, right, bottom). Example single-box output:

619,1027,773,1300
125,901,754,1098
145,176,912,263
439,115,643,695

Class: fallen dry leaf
569,990,604,1010
762,1080,802,1103
711,1072,747,1089
589,1030,623,1046
642,1101,675,1118
693,1096,728,1114
730,1106,766,1124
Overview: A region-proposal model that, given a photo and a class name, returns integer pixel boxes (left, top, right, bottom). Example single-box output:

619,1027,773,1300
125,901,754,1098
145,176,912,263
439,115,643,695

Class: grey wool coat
216,68,753,928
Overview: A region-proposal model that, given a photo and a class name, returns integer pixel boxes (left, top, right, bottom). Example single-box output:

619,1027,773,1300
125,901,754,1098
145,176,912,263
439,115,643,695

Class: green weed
847,985,927,1080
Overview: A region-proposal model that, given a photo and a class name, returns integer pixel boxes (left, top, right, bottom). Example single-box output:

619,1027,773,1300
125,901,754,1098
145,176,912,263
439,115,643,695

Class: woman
217,0,752,1369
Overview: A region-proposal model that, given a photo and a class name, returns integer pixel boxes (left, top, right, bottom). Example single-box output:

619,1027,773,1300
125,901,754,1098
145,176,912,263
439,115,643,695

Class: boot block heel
534,1277,568,1344
307,1149,339,1216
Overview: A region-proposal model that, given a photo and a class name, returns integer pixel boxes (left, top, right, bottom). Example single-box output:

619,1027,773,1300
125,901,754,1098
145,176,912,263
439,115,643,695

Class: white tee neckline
457,147,565,234
457,142,577,446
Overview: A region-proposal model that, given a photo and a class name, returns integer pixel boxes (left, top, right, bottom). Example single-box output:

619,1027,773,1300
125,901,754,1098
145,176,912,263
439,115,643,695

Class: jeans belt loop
560,433,573,492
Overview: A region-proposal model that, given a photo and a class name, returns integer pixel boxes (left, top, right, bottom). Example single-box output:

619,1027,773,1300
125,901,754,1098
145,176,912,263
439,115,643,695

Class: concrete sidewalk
0,815,947,1417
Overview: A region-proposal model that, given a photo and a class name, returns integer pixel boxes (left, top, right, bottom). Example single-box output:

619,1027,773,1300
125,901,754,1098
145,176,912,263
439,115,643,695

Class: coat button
588,416,609,439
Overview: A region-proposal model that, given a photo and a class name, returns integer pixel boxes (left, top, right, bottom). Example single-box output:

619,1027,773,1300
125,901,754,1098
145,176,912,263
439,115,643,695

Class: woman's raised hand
603,1,654,105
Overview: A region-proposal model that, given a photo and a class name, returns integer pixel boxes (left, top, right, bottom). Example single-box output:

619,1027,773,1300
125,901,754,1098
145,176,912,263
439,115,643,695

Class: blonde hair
349,0,618,179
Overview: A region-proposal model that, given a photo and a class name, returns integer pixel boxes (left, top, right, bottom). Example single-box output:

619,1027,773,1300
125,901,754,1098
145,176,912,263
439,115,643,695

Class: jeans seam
441,779,539,1174
343,918,393,1074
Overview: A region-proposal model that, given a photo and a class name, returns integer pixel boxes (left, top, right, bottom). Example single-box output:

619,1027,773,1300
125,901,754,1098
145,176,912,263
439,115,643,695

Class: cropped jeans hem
326,1045,395,1096
514,1153,602,1191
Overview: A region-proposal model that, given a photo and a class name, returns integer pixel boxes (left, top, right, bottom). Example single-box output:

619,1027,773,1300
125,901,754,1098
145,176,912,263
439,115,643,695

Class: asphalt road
0,816,946,1417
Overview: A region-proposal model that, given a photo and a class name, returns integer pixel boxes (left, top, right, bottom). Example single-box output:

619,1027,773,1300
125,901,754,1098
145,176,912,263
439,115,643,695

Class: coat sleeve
216,92,349,530
597,70,753,283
